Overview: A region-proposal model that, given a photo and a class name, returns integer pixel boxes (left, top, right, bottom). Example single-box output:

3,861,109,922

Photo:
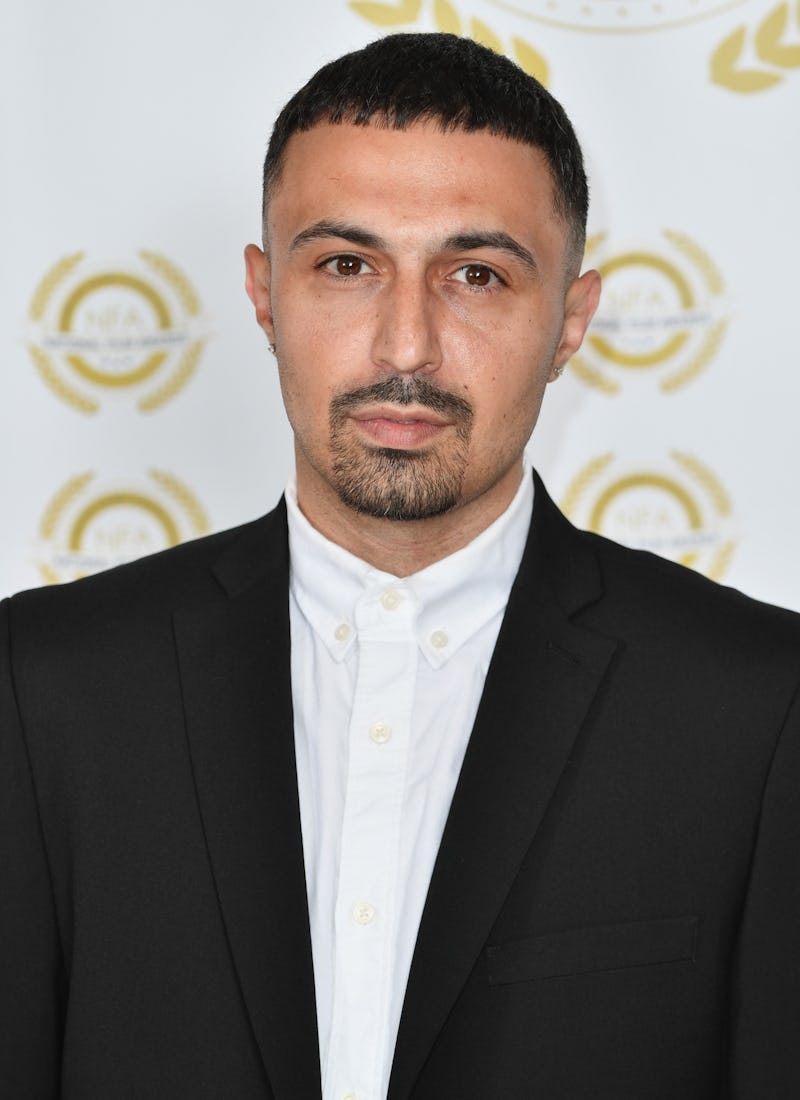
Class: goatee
329,377,474,521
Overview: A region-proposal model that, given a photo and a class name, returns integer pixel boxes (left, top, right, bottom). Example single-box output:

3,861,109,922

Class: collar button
380,588,402,611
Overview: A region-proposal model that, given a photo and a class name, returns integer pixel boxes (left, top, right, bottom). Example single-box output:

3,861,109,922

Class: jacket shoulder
4,503,287,640
567,521,800,687
530,474,800,653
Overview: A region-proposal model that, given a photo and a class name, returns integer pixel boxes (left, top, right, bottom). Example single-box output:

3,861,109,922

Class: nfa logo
561,451,736,580
570,230,729,395
27,251,207,414
37,469,209,585
485,0,749,33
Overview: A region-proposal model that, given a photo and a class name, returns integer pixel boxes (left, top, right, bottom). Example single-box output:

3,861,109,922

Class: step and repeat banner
2,0,799,607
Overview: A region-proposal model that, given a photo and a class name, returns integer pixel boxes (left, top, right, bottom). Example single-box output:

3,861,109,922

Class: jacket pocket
487,914,698,985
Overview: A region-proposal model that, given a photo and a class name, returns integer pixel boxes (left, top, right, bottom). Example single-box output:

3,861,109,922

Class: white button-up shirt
287,463,534,1100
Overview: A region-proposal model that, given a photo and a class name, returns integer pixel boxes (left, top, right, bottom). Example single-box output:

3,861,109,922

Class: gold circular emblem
485,0,750,33
561,451,736,580
570,230,729,395
37,469,209,584
27,251,206,414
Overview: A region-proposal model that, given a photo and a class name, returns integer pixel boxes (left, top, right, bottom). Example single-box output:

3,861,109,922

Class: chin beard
329,377,473,522
332,446,467,521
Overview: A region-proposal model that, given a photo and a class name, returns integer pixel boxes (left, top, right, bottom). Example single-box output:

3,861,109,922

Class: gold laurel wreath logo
560,452,615,519
348,0,549,83
38,472,95,543
38,472,96,585
147,468,210,536
136,251,204,412
28,345,100,415
29,252,84,322
28,252,100,414
561,451,735,581
659,230,728,394
136,341,204,413
570,230,728,395
663,230,724,295
712,1,800,92
139,250,201,316
28,250,205,415
670,450,735,579
37,469,209,585
671,451,732,516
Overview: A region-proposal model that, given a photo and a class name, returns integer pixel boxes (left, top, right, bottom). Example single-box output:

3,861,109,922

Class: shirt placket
325,583,417,1100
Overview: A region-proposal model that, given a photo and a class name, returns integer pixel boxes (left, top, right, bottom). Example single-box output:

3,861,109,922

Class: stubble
329,377,474,521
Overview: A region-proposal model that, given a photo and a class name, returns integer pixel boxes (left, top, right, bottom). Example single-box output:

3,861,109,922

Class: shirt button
369,721,392,745
380,588,402,611
334,622,351,642
352,902,376,925
431,630,449,650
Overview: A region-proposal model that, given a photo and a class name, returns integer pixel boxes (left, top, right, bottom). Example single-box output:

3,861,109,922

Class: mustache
330,376,473,422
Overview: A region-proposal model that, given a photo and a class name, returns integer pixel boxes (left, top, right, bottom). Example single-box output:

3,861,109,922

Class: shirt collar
286,457,534,669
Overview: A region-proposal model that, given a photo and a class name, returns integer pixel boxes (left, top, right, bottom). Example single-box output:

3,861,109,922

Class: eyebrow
289,220,386,253
441,232,538,275
288,220,538,274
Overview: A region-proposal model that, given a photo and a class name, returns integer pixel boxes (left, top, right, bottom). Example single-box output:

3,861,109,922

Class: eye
451,264,503,288
321,254,371,277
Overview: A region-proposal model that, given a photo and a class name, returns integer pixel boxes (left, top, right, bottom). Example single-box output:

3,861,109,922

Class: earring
552,364,564,379
268,342,276,355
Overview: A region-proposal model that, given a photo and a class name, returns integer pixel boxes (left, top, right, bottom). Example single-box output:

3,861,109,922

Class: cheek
276,357,327,443
278,297,373,388
478,359,550,441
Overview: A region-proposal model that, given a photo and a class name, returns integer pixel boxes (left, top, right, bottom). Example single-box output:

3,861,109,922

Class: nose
371,272,441,375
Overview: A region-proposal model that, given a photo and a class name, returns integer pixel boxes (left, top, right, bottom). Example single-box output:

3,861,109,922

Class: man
1,32,798,1100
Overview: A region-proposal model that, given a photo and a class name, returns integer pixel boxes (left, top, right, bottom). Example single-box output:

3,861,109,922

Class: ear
548,268,601,381
244,243,275,344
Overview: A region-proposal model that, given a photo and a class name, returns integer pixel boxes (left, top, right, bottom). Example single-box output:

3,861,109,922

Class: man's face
246,121,599,532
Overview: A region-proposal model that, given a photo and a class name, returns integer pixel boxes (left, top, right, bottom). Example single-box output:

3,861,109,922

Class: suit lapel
170,480,617,1100
174,505,321,1100
389,479,618,1100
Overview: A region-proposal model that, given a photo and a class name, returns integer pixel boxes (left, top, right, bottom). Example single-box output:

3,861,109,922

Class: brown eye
465,265,490,285
454,264,498,287
328,255,364,276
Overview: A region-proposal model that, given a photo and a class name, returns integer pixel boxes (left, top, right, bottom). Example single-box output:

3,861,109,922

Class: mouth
330,378,473,451
350,406,449,448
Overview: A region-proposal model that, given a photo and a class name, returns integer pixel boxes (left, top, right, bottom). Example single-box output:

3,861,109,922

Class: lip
349,404,450,448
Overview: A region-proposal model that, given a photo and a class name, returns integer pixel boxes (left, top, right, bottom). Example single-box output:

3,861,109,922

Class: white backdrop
3,0,799,607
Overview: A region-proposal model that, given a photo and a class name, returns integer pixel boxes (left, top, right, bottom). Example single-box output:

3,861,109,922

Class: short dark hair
262,33,589,262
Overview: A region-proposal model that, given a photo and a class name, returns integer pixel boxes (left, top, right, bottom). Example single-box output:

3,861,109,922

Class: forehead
267,121,565,254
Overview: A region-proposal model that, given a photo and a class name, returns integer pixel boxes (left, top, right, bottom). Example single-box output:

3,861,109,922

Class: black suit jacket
2,474,799,1099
